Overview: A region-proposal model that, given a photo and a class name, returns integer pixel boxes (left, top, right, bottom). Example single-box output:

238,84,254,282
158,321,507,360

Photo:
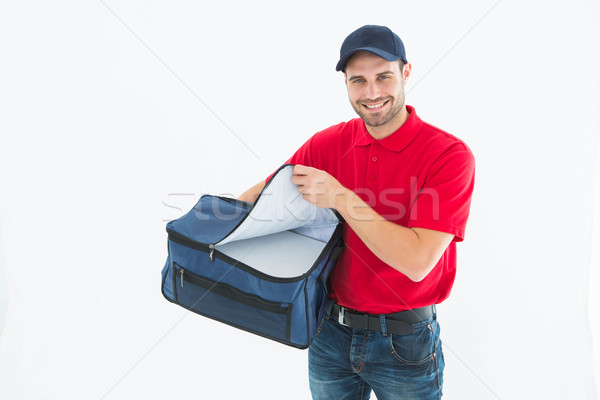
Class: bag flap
217,164,339,246
167,196,250,244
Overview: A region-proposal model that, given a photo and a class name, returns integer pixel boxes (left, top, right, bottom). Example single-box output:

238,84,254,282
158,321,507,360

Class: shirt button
372,156,378,162
369,175,375,181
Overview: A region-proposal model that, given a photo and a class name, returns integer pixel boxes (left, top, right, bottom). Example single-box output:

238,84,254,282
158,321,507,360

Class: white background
1,1,599,399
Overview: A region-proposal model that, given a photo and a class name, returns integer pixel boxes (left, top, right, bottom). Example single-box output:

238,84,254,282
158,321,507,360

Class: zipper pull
180,268,184,288
209,244,215,262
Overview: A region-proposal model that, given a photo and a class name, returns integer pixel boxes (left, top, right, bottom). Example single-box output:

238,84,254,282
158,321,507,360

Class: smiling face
344,51,411,139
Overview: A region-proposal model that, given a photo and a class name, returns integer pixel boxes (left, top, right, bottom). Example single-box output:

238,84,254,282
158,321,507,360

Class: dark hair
398,60,406,73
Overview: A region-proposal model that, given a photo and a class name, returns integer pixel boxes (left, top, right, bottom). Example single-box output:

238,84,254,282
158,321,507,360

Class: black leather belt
330,302,435,335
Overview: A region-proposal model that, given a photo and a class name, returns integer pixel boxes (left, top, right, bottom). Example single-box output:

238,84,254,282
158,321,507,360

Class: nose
365,81,381,101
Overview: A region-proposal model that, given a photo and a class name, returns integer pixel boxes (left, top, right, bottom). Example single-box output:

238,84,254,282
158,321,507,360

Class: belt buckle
338,306,346,325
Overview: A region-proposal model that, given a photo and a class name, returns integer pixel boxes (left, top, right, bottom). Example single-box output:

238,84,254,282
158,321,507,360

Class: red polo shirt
272,105,475,313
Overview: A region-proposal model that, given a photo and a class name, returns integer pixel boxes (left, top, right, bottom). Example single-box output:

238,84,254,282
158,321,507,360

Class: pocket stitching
313,314,329,338
388,330,434,366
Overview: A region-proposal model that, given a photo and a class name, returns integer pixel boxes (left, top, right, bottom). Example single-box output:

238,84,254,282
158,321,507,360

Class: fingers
293,164,312,176
291,165,326,195
290,173,305,186
291,165,312,186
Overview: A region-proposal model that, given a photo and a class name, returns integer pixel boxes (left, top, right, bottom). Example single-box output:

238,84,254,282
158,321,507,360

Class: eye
378,75,390,80
352,79,365,84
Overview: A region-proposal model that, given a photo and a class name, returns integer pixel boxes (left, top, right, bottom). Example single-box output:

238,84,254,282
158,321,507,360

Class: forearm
238,181,265,204
290,164,452,281
334,188,432,282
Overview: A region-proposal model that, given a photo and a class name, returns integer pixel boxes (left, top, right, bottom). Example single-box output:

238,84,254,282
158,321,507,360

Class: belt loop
379,314,388,335
325,299,334,317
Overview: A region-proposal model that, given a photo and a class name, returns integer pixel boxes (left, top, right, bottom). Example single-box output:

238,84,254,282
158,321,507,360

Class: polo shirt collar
354,105,423,152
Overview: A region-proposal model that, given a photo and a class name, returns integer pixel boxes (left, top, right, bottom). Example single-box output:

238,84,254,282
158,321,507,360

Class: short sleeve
407,144,475,242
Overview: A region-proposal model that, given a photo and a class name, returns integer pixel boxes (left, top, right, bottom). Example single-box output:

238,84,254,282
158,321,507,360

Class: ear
402,63,412,83
343,72,348,87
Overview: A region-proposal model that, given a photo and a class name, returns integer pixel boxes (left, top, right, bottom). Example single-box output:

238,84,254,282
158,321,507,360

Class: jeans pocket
388,320,435,365
312,314,329,339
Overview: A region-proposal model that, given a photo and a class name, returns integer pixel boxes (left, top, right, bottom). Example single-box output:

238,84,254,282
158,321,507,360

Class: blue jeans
308,304,444,400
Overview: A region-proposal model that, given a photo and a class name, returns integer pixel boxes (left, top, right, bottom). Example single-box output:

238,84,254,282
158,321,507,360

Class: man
239,25,475,400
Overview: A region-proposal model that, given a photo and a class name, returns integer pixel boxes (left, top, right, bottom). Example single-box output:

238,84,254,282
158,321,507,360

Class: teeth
365,101,385,109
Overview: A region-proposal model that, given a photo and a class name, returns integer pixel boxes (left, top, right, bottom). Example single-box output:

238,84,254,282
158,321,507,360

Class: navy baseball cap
336,25,407,72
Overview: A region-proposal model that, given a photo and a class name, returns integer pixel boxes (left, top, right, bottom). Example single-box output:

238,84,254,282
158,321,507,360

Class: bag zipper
167,223,343,284
167,164,290,263
167,163,330,260
175,264,291,315
166,230,216,264
206,164,295,247
209,244,215,262
166,164,342,282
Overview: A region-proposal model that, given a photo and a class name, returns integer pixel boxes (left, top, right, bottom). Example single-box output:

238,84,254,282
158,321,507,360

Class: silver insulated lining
215,165,339,278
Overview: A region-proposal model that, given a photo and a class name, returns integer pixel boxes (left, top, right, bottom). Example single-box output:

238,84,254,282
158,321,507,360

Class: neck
365,105,409,140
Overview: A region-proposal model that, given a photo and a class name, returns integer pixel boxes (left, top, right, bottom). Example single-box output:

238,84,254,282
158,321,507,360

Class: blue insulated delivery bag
161,164,343,348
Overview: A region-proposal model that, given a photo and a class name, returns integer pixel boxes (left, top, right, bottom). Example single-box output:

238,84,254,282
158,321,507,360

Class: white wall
591,138,600,399
0,1,598,399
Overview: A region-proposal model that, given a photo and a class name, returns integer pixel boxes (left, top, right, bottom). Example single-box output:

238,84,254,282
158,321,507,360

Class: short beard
352,95,405,128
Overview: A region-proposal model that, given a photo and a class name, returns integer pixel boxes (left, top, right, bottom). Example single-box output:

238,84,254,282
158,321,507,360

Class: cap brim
335,47,405,71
